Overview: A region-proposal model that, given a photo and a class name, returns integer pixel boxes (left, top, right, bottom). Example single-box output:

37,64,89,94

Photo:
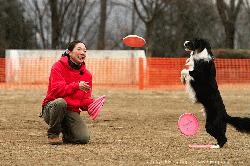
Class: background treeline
0,0,250,57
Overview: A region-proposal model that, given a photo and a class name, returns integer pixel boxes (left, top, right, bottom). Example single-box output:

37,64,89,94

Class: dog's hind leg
205,120,227,148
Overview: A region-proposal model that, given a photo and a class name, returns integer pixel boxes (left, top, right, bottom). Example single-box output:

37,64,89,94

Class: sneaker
48,137,63,145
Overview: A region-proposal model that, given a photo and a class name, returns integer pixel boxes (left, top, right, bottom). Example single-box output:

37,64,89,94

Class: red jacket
42,56,93,113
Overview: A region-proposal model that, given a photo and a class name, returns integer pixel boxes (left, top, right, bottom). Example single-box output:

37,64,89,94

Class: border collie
180,38,250,148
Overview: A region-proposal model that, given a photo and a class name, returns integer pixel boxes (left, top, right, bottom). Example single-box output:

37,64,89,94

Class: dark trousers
42,98,89,144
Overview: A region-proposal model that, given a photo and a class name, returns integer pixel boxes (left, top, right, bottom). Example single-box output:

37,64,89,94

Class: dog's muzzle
184,41,190,47
184,41,191,51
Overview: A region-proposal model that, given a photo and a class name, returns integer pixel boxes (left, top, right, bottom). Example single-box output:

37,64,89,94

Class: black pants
42,98,89,144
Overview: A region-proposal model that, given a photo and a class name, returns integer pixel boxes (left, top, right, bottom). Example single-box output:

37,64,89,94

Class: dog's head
184,38,211,52
184,38,214,59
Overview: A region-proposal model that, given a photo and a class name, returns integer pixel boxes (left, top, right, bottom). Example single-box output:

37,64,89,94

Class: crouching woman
41,40,93,145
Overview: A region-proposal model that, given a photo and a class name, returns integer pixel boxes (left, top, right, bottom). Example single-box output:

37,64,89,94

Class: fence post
139,57,144,90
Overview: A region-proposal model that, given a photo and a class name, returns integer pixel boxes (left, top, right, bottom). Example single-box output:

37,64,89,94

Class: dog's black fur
181,38,250,148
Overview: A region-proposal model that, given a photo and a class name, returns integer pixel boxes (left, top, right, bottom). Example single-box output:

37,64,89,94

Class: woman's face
69,43,87,64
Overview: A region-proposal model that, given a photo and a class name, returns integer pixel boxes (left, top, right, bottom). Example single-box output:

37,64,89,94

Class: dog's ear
203,39,211,50
196,38,213,55
202,39,214,58
192,38,206,52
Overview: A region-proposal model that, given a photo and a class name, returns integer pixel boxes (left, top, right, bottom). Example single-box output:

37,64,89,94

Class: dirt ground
0,86,250,166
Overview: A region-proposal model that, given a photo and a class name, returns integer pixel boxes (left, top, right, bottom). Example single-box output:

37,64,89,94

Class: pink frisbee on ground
122,35,146,48
88,95,106,120
178,113,199,136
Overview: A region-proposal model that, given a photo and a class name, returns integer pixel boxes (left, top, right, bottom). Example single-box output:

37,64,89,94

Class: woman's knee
77,135,90,144
53,98,67,110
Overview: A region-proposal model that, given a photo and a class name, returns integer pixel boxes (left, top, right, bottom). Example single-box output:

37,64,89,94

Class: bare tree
244,0,250,15
133,0,168,57
60,0,97,45
235,0,250,48
23,0,97,49
243,0,250,26
149,0,220,57
25,0,50,48
216,0,243,48
104,0,142,49
49,0,72,48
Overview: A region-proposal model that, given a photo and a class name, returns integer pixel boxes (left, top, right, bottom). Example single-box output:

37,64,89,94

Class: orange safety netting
0,57,249,89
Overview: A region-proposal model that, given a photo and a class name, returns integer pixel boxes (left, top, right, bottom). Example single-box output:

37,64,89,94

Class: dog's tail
227,115,250,133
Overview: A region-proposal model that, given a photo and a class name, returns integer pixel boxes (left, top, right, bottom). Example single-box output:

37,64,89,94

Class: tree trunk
216,0,243,48
224,22,235,48
49,0,60,49
131,3,136,34
97,0,107,50
145,21,154,57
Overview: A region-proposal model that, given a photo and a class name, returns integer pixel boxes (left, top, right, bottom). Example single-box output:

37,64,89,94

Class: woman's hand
79,81,90,91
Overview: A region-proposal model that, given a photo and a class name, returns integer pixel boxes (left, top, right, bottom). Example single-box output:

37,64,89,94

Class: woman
41,40,93,145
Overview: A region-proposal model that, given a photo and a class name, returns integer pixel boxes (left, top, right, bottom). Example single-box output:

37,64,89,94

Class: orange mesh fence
144,58,186,89
0,57,249,89
87,58,139,88
0,58,5,82
215,58,250,84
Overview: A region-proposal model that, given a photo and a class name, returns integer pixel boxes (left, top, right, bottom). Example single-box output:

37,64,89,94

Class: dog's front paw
180,76,186,84
180,69,188,84
185,56,194,71
185,58,190,64
181,69,188,75
180,75,186,85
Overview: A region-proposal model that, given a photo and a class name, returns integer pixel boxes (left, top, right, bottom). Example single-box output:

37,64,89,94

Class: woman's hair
62,40,86,56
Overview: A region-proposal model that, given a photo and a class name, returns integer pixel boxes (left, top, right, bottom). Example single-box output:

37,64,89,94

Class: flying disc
88,95,106,120
178,113,199,136
122,35,146,48
88,96,105,113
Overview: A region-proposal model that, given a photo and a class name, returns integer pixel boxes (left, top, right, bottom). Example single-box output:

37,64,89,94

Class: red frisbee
178,113,199,136
88,95,106,120
122,35,146,48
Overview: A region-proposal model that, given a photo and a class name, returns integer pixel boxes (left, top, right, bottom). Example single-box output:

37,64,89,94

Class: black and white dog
181,38,250,148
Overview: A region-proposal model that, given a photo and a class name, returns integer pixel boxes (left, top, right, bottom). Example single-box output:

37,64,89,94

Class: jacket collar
60,56,86,71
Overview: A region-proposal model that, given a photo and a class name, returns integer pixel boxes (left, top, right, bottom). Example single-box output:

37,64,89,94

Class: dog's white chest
181,55,196,102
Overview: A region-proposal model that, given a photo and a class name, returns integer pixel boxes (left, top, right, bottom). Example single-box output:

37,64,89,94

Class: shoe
62,138,70,144
48,137,63,145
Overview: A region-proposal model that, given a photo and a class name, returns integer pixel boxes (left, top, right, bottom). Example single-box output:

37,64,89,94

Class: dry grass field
0,86,249,165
